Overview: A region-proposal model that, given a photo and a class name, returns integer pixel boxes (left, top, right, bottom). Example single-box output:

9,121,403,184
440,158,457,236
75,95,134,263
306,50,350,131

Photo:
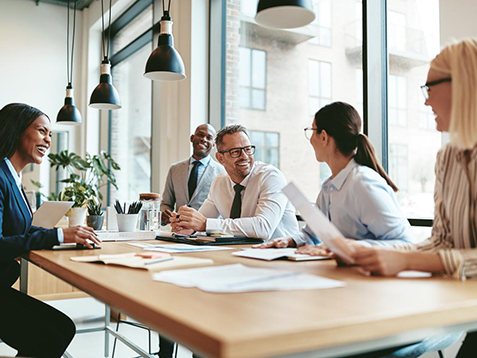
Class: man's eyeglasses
420,77,451,100
304,127,319,140
219,145,256,158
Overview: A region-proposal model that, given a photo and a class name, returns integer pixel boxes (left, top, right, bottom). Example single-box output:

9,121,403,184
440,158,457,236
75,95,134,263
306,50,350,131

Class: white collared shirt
199,161,299,240
4,158,63,243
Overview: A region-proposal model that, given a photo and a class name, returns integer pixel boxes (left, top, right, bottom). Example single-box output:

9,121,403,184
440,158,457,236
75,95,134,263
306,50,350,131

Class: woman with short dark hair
0,103,100,357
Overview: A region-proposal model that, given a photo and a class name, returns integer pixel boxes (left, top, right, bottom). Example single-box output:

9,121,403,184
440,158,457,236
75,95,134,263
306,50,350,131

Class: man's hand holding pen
170,206,207,234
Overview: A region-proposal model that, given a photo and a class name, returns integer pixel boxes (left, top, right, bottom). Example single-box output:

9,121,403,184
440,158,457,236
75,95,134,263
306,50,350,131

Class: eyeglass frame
420,77,451,100
218,145,256,158
304,127,320,140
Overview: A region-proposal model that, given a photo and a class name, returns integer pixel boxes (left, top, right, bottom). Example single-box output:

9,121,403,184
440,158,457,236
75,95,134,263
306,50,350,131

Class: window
221,0,363,202
308,0,332,47
387,0,441,219
388,74,407,127
239,47,267,110
308,60,332,116
389,144,408,192
250,131,279,168
108,3,153,204
388,11,406,52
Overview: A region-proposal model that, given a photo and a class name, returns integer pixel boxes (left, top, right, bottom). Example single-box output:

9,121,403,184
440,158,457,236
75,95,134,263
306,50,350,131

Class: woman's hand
352,247,409,276
252,237,295,249
295,244,333,257
63,226,101,249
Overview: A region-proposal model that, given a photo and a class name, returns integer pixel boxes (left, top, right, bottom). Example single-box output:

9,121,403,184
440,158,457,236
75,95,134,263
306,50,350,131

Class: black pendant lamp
57,0,82,125
144,0,186,81
89,0,121,109
255,0,315,29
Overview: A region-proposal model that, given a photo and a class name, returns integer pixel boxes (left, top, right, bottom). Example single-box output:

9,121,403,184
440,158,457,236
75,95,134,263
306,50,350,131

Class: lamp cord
162,0,172,15
101,0,106,60
66,0,77,87
107,0,112,59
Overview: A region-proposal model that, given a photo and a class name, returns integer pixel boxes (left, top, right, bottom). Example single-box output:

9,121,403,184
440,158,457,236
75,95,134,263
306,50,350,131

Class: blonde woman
353,39,477,356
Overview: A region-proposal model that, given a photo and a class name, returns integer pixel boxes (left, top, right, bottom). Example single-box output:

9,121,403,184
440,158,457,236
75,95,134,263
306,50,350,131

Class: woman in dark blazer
0,103,100,357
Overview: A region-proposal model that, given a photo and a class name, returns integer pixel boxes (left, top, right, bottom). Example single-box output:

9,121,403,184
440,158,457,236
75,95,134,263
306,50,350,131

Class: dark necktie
188,161,201,199
230,184,245,219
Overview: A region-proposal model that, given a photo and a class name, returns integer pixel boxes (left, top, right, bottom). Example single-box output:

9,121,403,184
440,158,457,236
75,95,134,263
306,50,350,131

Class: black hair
0,103,49,159
314,102,398,192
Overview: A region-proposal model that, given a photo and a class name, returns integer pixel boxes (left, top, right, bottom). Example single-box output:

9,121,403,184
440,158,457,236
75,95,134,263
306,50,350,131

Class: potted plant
49,150,120,227
87,200,104,230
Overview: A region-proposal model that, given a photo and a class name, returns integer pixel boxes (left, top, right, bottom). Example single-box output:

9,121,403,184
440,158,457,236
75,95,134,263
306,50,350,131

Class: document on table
152,263,345,293
127,243,233,253
282,182,355,264
233,248,330,261
96,231,156,242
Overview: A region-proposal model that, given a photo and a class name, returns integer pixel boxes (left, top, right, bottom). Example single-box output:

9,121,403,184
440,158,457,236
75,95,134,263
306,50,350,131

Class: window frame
209,0,434,227
105,0,154,205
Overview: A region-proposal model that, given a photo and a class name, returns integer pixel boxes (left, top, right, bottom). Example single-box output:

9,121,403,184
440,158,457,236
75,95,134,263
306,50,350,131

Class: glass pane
252,50,266,88
387,0,441,218
267,148,279,168
265,132,279,147
110,44,152,203
250,130,265,146
240,87,251,108
226,0,362,201
239,47,251,86
112,5,153,54
251,89,265,110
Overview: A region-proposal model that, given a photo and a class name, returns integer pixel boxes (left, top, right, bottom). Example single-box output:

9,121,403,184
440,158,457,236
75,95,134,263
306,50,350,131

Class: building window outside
239,47,267,110
308,0,332,47
108,4,153,204
309,60,332,116
389,74,407,127
225,0,362,202
387,0,441,219
389,144,408,192
250,131,279,168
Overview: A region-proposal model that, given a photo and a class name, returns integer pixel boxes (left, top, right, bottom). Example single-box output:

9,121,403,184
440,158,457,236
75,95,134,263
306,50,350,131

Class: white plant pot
68,207,88,227
116,214,138,232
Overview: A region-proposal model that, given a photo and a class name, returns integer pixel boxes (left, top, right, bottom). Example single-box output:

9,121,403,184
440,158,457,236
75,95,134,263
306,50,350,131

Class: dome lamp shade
57,86,82,125
89,60,122,110
255,0,315,29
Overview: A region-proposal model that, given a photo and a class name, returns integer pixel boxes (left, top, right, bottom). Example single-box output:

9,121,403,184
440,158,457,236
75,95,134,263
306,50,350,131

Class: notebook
233,248,331,261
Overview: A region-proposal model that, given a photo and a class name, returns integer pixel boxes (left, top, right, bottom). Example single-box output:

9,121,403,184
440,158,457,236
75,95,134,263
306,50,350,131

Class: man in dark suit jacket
160,124,224,224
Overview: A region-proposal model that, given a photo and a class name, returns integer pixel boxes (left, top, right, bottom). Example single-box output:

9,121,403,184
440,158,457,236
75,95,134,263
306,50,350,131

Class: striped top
395,144,477,280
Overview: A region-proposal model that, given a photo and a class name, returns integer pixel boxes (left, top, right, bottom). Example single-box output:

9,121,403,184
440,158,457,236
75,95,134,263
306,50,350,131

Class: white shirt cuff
57,228,64,244
205,218,223,234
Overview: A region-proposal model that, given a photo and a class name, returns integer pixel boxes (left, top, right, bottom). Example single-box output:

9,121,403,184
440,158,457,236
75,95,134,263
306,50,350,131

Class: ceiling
27,0,95,10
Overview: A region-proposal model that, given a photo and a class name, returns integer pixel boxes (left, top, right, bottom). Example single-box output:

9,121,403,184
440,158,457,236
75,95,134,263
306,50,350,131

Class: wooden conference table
21,241,477,358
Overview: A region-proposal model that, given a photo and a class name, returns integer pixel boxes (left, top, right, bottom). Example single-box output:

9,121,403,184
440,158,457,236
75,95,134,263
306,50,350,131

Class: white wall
440,0,477,46
0,0,83,194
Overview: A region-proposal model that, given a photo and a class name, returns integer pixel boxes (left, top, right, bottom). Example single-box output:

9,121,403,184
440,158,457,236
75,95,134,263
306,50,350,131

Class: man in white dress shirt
170,124,298,240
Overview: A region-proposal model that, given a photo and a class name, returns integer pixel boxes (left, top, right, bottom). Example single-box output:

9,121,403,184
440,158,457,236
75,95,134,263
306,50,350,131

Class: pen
144,257,174,265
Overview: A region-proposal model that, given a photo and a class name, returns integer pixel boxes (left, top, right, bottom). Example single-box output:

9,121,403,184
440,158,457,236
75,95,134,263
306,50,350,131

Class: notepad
233,248,331,261
70,253,213,271
96,230,156,242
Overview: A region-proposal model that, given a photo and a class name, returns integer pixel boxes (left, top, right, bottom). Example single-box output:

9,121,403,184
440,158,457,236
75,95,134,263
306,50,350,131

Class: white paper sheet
152,264,345,293
233,248,329,261
397,271,432,278
282,182,355,264
127,243,233,253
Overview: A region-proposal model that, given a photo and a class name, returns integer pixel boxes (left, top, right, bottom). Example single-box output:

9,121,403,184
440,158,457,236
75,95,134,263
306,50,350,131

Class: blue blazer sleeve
0,162,59,266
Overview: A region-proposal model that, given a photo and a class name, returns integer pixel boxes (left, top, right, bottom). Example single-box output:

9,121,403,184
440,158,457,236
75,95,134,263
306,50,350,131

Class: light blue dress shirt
291,159,413,246
4,158,64,243
188,155,211,185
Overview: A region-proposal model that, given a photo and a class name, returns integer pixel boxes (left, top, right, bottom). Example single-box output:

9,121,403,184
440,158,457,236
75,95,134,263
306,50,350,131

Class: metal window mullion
363,0,388,171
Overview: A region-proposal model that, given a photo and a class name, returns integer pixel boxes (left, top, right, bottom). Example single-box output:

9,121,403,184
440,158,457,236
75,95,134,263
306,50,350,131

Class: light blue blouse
291,159,413,246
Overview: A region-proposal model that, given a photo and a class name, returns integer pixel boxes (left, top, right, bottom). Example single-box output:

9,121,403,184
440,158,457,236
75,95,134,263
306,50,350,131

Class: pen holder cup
116,214,138,232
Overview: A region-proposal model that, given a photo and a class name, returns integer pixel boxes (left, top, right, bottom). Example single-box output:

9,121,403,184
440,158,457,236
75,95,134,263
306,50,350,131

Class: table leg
20,257,28,294
105,304,111,357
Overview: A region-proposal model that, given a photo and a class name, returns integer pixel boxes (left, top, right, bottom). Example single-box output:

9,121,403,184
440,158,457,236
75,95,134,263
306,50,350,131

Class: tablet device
32,201,74,229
